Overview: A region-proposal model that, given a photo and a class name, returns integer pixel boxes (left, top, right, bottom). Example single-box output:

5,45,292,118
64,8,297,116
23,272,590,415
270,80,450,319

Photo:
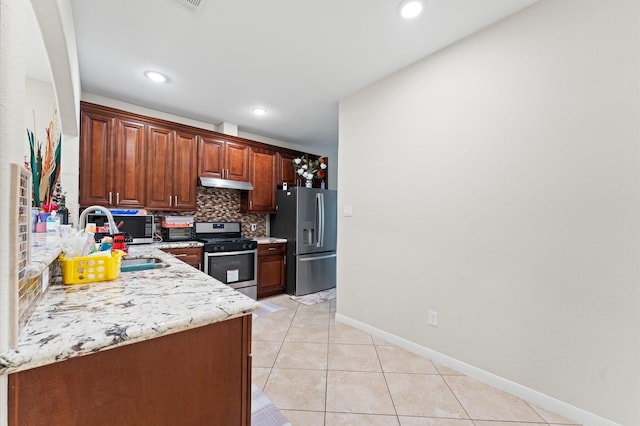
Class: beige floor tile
527,403,580,424
252,310,295,341
293,310,332,324
252,341,282,367
328,343,382,372
274,342,328,370
326,370,396,415
385,373,468,418
297,300,332,312
280,409,325,425
252,367,271,391
433,363,465,376
399,418,474,426
376,345,439,374
373,335,394,346
262,294,301,310
330,299,337,312
473,422,547,426
264,368,327,411
444,376,545,422
329,322,374,344
326,412,400,425
285,322,329,343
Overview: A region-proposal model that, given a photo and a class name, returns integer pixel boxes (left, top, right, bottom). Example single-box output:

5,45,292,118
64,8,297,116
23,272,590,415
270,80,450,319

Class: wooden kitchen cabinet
198,135,250,182
145,125,198,210
79,109,146,208
8,316,252,426
161,246,203,270
241,147,277,213
277,151,300,188
257,242,286,298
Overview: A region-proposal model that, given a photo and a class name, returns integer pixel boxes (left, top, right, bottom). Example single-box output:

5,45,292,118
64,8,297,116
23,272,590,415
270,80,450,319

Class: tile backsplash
152,187,267,237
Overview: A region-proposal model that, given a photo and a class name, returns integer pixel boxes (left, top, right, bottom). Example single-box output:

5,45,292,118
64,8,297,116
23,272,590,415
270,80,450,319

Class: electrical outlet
250,224,257,231
428,310,438,327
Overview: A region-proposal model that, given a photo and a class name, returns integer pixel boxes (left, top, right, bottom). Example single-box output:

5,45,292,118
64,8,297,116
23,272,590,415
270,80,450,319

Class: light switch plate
344,205,353,217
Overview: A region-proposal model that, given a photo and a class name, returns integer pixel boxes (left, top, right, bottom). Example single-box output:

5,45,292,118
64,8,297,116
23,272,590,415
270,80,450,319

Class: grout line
440,374,474,423
373,343,400,421
324,302,330,426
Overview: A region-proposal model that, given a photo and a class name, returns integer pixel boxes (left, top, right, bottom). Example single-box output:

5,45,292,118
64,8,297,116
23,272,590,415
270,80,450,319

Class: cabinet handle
109,192,113,205
284,256,286,265
169,196,172,207
174,195,178,206
173,254,188,257
116,192,120,206
268,247,277,251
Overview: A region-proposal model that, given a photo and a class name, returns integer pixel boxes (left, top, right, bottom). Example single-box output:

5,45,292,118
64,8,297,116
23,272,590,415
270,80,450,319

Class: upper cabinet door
113,118,146,208
145,124,174,209
277,152,299,187
173,130,198,210
242,147,277,213
225,141,250,182
79,110,115,207
198,136,224,179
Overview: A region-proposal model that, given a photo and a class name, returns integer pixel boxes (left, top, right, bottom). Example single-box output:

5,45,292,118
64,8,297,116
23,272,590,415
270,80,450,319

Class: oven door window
206,252,255,284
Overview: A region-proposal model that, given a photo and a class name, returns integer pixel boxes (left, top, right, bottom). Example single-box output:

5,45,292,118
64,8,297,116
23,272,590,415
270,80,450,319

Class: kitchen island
2,243,258,425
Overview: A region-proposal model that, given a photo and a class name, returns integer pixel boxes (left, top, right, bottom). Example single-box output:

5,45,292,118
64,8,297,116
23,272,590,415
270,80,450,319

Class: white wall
0,0,27,423
337,0,639,424
1,1,79,423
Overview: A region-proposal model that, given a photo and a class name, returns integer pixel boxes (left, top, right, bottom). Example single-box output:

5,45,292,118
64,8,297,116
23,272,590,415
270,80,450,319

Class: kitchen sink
120,257,169,272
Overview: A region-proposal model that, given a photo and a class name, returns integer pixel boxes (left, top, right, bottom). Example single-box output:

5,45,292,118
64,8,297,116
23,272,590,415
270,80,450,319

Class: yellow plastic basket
60,250,125,285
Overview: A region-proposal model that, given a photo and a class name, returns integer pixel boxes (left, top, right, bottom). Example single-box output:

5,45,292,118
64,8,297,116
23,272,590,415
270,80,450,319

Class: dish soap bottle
46,210,60,246
57,195,69,225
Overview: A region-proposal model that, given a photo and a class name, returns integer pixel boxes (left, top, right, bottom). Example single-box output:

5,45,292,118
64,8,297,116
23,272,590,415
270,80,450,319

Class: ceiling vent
172,0,207,14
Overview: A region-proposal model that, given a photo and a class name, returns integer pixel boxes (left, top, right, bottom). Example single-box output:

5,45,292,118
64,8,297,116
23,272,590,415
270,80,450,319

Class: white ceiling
67,0,538,150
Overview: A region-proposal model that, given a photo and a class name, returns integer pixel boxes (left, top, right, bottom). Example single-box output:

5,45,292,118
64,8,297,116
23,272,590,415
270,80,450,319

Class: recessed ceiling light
252,107,267,116
144,71,168,83
398,0,423,19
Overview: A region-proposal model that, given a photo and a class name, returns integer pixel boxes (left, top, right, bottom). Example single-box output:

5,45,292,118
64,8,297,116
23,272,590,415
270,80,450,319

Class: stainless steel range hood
199,176,254,191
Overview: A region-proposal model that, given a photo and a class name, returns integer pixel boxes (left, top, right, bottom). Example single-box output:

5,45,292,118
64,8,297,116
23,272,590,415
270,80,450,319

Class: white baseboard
335,313,620,426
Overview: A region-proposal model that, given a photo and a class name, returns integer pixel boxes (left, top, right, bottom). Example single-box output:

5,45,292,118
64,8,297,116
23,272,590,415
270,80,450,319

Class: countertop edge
3,244,259,376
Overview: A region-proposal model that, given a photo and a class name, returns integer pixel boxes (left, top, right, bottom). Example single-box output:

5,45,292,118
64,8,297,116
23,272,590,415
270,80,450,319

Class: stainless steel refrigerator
270,187,337,296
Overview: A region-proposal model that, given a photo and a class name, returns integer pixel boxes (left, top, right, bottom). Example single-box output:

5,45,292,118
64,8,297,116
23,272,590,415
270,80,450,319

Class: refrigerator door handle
316,193,324,247
299,253,337,262
320,193,325,247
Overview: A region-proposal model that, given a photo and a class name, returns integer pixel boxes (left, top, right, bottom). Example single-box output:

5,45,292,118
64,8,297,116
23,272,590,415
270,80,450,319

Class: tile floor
252,294,581,426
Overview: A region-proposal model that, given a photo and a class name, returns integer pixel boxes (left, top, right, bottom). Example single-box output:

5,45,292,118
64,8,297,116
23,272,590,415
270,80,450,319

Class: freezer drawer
294,252,336,296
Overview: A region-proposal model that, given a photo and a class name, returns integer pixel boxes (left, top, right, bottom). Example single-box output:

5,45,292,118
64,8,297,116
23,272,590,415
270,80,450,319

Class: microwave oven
86,213,154,244
162,226,196,242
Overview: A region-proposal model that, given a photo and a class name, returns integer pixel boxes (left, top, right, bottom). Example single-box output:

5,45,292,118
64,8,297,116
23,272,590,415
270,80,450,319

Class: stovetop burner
195,222,257,252
198,237,253,244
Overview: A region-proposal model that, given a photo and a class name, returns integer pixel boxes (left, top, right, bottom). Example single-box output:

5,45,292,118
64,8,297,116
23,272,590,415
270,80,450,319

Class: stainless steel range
196,222,258,299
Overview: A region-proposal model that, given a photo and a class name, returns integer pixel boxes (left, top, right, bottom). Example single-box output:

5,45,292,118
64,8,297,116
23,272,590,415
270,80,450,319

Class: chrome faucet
78,205,119,235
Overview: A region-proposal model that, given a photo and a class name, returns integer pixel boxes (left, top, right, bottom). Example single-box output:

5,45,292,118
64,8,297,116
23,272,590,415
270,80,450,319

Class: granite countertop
151,240,204,250
254,237,287,244
1,244,258,376
24,236,204,280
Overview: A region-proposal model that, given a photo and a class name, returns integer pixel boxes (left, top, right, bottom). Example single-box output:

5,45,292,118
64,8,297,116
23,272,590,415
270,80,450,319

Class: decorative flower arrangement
293,155,327,183
25,106,62,209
